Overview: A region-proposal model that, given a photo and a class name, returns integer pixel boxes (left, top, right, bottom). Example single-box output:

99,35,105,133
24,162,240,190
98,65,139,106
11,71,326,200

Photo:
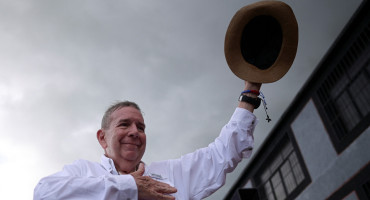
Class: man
34,81,261,200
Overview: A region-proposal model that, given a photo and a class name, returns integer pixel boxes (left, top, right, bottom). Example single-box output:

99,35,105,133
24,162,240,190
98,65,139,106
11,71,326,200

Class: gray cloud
0,0,362,199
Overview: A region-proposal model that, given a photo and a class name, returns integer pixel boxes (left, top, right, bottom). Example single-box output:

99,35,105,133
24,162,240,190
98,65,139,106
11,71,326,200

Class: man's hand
131,163,177,200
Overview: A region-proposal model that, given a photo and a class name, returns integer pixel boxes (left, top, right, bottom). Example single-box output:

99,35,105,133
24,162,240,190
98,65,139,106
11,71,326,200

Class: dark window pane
335,92,361,132
270,155,283,172
349,73,370,116
261,169,271,183
281,142,293,159
363,180,370,198
271,172,286,200
264,182,275,200
281,160,297,193
290,153,305,184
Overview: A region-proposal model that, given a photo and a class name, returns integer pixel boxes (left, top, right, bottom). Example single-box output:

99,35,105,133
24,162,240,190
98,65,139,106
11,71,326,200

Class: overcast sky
0,0,362,199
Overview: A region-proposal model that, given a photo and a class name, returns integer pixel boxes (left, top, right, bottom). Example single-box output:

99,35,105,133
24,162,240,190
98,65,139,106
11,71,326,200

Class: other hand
131,163,177,200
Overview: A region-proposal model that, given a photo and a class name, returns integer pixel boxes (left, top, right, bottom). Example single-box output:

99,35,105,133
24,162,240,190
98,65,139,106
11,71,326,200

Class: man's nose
128,124,139,138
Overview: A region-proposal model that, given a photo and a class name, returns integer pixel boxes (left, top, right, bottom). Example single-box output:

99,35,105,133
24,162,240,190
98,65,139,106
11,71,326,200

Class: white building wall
291,99,370,199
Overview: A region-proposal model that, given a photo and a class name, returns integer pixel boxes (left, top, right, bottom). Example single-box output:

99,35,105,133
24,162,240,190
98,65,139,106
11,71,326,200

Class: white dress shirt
34,107,257,200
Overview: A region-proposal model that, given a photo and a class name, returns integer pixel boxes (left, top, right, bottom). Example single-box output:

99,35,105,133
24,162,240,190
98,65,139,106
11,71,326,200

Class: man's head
101,101,142,129
97,101,146,173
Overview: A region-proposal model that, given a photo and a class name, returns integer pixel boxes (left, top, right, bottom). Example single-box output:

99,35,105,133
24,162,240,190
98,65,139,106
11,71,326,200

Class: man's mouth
121,142,141,149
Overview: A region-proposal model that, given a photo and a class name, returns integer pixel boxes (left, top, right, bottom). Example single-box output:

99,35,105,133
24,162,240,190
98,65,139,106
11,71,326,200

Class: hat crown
224,1,298,83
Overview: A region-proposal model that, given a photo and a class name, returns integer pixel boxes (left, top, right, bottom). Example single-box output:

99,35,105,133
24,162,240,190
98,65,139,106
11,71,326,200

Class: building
225,1,370,199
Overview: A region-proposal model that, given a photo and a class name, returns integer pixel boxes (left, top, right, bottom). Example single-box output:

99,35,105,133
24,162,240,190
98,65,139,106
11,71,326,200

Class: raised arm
146,81,261,199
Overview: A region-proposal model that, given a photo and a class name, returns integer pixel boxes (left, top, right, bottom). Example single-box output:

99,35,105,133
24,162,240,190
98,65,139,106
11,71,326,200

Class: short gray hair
101,101,141,129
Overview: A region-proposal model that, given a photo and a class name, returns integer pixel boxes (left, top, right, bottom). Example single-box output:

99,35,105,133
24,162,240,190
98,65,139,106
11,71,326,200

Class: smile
121,143,140,149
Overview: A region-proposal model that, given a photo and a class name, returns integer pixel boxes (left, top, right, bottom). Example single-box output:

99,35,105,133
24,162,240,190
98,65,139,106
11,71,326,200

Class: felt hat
224,1,298,83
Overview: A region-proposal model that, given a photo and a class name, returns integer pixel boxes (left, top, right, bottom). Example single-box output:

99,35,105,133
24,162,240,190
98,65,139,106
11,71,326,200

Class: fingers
149,190,176,200
156,182,177,194
131,162,145,177
134,175,177,200
136,162,145,175
130,162,177,199
159,182,177,193
137,176,177,192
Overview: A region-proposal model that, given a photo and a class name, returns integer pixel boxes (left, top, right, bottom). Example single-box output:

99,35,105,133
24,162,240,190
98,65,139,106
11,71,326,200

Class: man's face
100,106,146,169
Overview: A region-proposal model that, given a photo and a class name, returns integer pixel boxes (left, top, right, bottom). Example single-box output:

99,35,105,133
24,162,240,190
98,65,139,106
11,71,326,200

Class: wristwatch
239,94,261,109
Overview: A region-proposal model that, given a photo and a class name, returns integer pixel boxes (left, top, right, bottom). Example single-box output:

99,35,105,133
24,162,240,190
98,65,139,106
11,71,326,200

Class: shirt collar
101,155,119,175
100,155,147,175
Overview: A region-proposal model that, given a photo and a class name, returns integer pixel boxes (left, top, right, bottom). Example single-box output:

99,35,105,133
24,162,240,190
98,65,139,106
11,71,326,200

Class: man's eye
119,123,128,127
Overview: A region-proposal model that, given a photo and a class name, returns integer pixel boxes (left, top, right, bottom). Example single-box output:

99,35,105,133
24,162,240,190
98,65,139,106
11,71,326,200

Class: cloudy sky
0,0,362,199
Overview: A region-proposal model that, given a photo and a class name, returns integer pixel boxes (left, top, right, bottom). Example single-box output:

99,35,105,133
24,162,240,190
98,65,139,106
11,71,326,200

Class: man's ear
97,129,107,149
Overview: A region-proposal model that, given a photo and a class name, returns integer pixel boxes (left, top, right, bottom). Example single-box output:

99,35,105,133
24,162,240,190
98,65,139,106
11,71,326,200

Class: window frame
327,162,370,200
312,18,370,154
251,130,311,200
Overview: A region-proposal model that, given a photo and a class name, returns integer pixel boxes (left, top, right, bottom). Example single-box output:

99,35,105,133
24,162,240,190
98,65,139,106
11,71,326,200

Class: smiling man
34,81,261,200
97,103,147,175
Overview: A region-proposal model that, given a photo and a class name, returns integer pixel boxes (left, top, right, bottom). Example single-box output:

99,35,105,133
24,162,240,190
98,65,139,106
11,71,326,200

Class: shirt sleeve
33,160,138,200
170,107,257,199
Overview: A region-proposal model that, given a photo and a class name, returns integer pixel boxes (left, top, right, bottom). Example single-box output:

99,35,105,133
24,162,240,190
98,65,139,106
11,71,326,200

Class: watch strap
239,95,261,109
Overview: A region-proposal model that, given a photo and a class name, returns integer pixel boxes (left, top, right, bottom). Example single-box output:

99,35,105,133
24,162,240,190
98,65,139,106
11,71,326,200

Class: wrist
244,81,261,91
239,95,261,109
238,88,272,122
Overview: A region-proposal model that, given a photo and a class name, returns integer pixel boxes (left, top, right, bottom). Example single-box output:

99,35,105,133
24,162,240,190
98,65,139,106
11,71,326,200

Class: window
327,162,370,200
253,134,310,200
362,180,370,199
314,21,370,153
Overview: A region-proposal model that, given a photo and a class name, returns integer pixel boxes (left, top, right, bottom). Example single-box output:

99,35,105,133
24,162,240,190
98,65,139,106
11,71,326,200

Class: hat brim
225,1,298,83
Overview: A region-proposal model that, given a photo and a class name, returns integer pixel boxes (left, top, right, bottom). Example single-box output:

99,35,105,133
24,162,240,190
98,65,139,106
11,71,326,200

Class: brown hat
224,1,298,83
